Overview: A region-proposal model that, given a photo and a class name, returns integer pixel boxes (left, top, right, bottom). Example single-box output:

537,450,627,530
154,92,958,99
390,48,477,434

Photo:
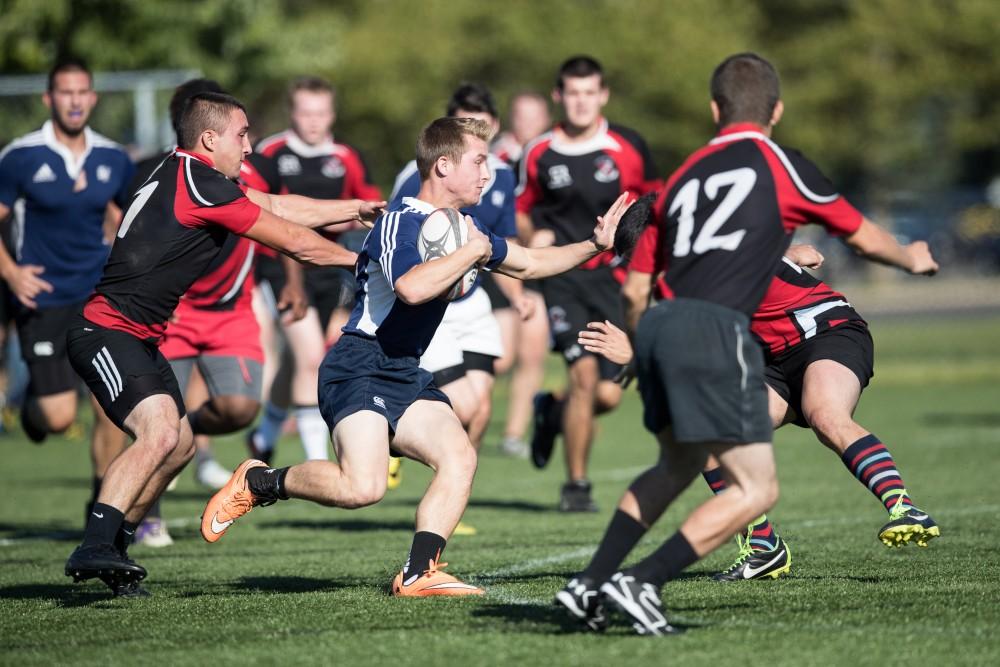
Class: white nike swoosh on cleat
909,514,929,521
743,549,786,579
426,582,480,590
210,514,234,534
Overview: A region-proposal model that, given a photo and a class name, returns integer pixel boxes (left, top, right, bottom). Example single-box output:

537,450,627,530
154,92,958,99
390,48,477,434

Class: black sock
548,395,565,431
581,510,648,583
82,503,125,548
627,531,699,589
115,520,139,556
402,531,447,582
246,466,290,500
188,409,204,436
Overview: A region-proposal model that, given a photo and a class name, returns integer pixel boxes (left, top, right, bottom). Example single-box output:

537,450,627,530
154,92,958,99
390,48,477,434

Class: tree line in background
1,0,998,201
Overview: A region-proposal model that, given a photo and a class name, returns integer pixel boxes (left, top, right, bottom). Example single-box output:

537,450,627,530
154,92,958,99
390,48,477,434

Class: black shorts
430,351,496,388
635,299,772,444
15,302,84,396
66,317,185,433
305,267,355,329
542,266,624,381
765,320,874,428
254,254,287,303
318,333,450,433
480,272,510,310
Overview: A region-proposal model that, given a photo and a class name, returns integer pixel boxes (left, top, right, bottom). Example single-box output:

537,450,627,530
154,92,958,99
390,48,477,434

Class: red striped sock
841,434,913,513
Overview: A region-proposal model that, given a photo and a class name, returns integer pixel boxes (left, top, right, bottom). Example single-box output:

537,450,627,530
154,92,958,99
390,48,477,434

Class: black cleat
559,480,598,513
555,576,607,631
713,535,791,582
245,428,274,466
101,572,152,598
530,392,559,469
65,544,147,584
600,572,680,636
20,404,47,444
879,501,940,548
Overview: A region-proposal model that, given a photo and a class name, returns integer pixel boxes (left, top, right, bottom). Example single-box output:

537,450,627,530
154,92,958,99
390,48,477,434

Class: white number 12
669,167,755,257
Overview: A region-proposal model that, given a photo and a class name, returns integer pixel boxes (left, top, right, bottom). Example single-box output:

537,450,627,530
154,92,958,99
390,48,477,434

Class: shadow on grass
923,412,1000,427
473,602,706,635
0,582,118,607
256,518,414,532
173,575,353,598
466,498,554,513
0,523,80,542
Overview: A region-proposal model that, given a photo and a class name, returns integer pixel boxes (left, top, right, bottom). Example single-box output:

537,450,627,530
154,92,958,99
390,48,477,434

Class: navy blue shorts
318,333,450,433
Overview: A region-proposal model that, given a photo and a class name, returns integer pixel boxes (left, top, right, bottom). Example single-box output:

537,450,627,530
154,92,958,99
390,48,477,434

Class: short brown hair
710,53,781,127
415,117,493,180
177,92,247,150
288,76,335,109
48,57,92,92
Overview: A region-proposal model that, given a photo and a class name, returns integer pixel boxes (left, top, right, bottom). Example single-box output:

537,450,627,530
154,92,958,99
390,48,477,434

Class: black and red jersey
752,258,864,357
256,130,381,202
83,149,261,340
516,118,660,270
633,123,863,317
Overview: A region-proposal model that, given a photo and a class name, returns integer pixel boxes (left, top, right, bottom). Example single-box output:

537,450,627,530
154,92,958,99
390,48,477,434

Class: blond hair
415,117,493,180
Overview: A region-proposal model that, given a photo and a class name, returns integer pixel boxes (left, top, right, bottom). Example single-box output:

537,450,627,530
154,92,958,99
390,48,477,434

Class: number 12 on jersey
669,167,755,257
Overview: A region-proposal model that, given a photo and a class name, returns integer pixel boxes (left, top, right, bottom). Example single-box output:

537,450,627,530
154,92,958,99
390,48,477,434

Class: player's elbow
393,274,433,305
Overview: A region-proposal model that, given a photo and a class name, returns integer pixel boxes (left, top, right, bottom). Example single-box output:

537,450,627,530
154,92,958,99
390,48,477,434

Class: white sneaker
499,436,529,459
195,458,234,490
134,518,174,548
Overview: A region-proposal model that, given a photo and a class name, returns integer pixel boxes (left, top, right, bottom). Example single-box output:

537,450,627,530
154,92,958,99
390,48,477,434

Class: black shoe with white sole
600,572,679,636
713,537,792,582
65,543,147,584
554,576,607,632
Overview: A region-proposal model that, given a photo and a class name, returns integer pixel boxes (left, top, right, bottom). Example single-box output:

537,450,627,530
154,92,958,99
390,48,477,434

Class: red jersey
84,150,261,341
516,118,660,270
636,123,862,317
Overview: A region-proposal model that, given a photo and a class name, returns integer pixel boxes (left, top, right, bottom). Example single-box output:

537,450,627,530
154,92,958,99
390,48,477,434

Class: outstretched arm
245,188,385,229
495,193,630,280
241,208,357,268
844,217,938,275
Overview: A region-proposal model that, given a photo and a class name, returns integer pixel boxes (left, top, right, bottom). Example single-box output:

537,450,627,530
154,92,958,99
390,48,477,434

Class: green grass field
3,315,999,665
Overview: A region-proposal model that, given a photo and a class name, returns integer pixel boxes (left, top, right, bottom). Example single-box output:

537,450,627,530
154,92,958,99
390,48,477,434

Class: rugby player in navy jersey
0,58,133,523
203,117,632,597
518,56,661,512
63,92,379,596
555,53,937,635
390,83,535,469
581,242,940,583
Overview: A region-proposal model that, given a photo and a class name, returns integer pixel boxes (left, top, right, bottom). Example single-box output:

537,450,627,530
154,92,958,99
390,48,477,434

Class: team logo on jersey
547,164,573,189
491,190,506,208
321,156,346,179
96,165,112,183
33,341,54,357
548,305,572,334
593,155,619,183
277,154,302,176
32,163,56,183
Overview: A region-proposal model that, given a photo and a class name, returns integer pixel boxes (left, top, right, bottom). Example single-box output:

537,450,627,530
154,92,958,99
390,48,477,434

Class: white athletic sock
295,406,330,460
256,402,287,450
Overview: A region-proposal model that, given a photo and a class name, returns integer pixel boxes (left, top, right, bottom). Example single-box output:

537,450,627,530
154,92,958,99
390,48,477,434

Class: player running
252,77,383,463
555,53,937,635
517,55,661,511
63,92,377,597
0,58,133,522
202,117,632,597
582,241,940,582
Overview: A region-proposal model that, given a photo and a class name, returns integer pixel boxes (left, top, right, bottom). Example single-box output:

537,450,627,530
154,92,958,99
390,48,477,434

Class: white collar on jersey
41,120,96,180
400,196,435,213
283,130,343,159
549,118,621,156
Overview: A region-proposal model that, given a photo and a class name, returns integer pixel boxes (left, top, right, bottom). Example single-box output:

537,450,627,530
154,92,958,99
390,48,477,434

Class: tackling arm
241,208,357,268
844,217,938,275
245,188,384,229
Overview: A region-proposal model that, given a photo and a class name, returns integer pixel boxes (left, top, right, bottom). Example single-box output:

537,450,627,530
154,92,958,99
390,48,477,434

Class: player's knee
569,362,599,395
218,396,260,429
343,476,386,509
595,381,622,413
805,407,849,447
145,424,181,460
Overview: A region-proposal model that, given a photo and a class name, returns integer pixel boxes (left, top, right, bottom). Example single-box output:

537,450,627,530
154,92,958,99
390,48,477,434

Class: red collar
715,122,769,138
174,148,215,167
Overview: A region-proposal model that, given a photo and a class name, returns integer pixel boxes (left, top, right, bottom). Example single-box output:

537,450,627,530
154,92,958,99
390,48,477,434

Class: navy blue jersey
0,121,135,307
389,154,516,302
343,196,508,358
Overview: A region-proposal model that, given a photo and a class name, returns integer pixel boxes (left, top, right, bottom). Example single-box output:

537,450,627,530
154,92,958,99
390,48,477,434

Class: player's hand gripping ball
418,208,478,301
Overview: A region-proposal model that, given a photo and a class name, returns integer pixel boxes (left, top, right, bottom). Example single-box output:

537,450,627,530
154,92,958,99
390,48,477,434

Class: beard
52,110,87,137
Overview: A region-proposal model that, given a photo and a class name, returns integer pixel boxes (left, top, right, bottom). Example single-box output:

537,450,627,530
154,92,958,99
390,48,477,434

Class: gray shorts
169,355,263,399
635,298,772,444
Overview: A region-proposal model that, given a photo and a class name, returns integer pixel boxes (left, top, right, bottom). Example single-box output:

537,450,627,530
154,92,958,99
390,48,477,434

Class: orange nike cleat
391,559,484,597
200,459,270,543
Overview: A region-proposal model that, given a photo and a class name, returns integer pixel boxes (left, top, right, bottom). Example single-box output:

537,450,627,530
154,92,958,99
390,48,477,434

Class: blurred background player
517,55,660,511
253,76,383,463
491,91,552,459
0,57,133,524
390,83,530,462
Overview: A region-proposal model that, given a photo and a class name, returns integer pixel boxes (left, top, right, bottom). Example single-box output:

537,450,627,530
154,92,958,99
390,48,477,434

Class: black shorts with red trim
66,316,185,434
541,265,624,381
765,320,874,428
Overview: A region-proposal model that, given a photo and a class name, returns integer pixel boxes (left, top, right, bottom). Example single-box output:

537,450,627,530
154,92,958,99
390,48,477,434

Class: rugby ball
418,208,478,301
